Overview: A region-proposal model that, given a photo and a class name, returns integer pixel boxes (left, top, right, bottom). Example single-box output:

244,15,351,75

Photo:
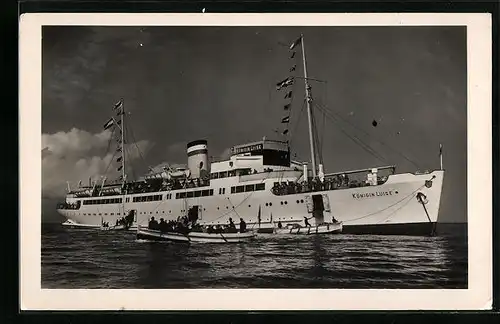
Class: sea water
41,222,467,289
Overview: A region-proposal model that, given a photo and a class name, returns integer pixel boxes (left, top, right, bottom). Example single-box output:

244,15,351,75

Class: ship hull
57,170,444,236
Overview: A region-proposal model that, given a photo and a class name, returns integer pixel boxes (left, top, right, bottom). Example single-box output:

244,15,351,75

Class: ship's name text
352,190,395,199
233,144,263,154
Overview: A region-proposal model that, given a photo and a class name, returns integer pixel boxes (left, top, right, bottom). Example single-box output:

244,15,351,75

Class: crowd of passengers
148,216,247,235
57,202,81,210
271,174,388,195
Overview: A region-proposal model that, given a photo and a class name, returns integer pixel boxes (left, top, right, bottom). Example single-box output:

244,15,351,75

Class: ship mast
120,99,126,186
300,34,318,179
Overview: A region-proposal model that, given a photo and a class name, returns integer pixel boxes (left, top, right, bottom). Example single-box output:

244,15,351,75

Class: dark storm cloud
42,26,467,222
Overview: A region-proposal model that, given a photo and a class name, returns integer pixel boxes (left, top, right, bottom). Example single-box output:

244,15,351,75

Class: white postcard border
19,13,492,310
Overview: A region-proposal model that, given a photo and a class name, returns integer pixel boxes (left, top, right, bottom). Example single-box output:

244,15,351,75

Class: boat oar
219,232,228,243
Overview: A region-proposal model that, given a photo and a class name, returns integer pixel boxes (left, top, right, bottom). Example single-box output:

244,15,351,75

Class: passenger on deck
239,218,247,233
304,216,312,227
277,221,283,229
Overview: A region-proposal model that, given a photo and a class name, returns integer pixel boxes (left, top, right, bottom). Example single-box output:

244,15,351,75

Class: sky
41,26,467,223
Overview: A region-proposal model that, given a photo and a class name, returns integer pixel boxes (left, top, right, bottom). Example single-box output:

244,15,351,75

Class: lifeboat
136,225,256,243
273,222,343,235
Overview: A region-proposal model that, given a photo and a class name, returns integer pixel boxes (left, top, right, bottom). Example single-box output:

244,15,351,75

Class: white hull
58,170,443,235
136,226,256,243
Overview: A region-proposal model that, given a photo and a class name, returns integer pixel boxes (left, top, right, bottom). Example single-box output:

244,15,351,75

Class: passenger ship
57,35,444,235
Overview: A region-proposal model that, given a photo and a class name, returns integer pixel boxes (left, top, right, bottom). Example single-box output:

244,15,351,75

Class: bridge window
194,190,201,197
210,189,214,195
211,173,219,179
255,183,265,191
202,190,210,197
219,171,228,178
245,184,255,192
231,187,236,194
236,186,244,193
187,191,194,198
228,170,236,177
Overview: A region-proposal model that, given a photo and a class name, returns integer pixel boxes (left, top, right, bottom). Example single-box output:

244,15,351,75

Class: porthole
280,202,283,205
296,200,299,203
248,205,251,208
265,203,268,206
300,199,304,203
269,203,273,206
285,201,288,205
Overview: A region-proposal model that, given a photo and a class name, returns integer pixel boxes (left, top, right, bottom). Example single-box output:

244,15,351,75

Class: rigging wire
314,101,421,169
310,105,324,166
313,103,389,164
126,114,151,176
288,99,307,150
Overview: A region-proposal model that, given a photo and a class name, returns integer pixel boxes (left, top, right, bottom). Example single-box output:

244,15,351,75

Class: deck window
255,183,265,191
245,184,255,192
235,186,244,193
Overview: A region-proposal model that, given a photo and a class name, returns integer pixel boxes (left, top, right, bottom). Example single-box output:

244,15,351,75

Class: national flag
282,129,289,135
284,91,292,99
113,99,123,110
103,118,115,130
281,116,290,123
289,37,302,50
116,147,122,152
117,119,122,125
117,156,123,163
289,65,296,72
276,77,291,87
276,78,294,91
284,103,291,110
290,52,296,59
439,144,443,155
118,165,123,171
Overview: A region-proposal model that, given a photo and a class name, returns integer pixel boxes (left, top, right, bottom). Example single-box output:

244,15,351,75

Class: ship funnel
187,140,209,179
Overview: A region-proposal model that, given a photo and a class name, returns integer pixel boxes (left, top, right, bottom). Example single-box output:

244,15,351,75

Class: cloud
42,128,153,198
